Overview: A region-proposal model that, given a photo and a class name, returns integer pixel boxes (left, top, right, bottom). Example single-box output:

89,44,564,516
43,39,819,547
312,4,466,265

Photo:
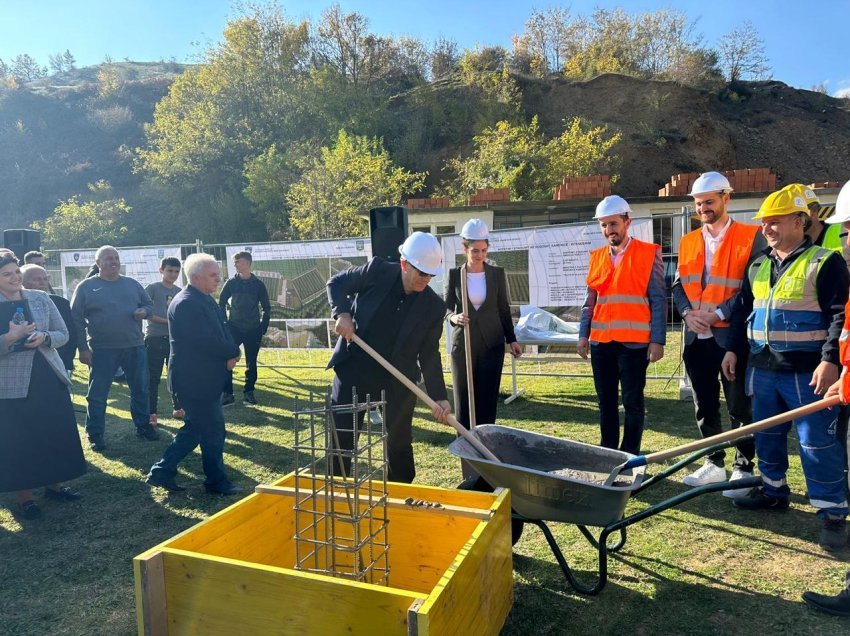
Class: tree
512,7,574,77
9,54,46,81
430,37,459,79
716,21,771,81
35,181,131,248
286,130,425,239
243,143,306,238
48,49,76,74
441,116,621,202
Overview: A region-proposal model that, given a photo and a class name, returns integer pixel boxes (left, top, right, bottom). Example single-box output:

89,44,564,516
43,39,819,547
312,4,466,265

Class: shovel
603,394,841,487
350,334,500,462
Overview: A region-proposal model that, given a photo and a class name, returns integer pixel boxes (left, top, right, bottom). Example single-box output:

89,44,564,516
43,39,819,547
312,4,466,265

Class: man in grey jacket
71,245,158,451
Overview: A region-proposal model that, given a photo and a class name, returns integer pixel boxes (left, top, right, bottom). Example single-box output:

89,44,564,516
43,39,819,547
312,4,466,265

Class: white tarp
59,247,182,299
514,305,580,343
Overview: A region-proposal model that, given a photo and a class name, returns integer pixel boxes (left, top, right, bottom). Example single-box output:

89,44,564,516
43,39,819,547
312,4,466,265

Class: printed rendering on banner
59,247,182,299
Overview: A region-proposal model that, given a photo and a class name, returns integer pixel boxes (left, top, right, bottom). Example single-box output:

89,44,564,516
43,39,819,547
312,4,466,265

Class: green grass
1,342,847,635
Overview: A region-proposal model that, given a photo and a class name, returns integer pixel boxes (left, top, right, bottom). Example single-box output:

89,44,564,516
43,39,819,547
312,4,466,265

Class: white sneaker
682,461,727,486
722,469,755,499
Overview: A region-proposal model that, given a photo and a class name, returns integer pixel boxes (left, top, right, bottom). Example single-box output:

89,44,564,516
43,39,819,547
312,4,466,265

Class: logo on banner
158,249,165,258
356,240,364,251
244,246,253,253
73,253,80,262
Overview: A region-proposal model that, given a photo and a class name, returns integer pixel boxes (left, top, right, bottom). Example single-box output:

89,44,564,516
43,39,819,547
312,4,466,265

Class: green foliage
244,144,305,239
441,116,621,202
35,181,131,248
286,130,425,239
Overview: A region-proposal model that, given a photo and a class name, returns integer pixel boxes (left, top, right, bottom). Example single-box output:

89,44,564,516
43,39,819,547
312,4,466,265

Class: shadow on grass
507,547,834,634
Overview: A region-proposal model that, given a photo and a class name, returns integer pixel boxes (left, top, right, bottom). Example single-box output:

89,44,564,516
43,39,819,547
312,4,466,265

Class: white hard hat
594,195,631,220
690,171,734,196
825,181,850,225
460,218,490,240
399,231,443,275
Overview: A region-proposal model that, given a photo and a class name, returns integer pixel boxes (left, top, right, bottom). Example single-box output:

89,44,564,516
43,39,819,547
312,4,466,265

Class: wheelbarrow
448,425,763,595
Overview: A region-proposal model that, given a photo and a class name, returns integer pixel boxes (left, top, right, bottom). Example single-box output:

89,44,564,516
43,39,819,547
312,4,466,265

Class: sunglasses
410,264,434,279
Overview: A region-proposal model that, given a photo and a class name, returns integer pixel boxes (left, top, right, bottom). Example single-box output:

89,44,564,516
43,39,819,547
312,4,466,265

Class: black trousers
590,342,649,456
145,336,179,414
224,325,261,394
450,329,505,429
682,337,755,470
331,363,418,484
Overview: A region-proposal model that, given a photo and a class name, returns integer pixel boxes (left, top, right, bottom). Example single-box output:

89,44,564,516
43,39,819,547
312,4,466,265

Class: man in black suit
146,253,242,494
21,264,76,374
328,232,451,483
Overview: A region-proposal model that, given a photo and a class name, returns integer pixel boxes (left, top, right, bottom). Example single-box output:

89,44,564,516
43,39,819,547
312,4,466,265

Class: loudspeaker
3,228,41,260
369,206,408,262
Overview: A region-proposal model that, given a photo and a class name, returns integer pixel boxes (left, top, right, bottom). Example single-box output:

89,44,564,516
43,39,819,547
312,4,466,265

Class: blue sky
1,0,848,96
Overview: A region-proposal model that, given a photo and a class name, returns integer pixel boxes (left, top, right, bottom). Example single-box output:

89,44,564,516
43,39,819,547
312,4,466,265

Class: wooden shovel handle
350,334,500,462
643,394,841,465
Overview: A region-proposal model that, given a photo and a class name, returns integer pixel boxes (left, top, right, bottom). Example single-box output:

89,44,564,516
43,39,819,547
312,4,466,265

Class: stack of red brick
659,168,777,196
406,197,451,209
553,175,612,201
468,188,511,206
809,181,843,189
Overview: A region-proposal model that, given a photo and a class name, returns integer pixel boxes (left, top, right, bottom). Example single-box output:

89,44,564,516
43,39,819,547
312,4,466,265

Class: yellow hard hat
782,183,820,207
752,188,810,220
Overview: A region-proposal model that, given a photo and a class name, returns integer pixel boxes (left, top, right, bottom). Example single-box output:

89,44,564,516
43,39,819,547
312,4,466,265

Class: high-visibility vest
677,221,759,328
820,223,843,252
587,238,658,344
747,246,831,353
840,299,850,401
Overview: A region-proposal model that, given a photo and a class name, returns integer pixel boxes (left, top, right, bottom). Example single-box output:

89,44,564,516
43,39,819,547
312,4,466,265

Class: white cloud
836,87,850,99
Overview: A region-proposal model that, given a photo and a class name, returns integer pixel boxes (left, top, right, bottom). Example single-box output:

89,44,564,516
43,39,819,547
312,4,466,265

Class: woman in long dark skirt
0,255,86,519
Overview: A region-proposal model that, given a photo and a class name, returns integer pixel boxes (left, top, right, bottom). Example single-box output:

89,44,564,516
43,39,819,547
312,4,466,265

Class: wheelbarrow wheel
457,475,525,545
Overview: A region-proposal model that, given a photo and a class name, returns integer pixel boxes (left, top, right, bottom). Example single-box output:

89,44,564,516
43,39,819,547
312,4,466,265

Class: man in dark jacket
146,253,241,495
21,264,76,373
327,232,451,483
219,251,270,406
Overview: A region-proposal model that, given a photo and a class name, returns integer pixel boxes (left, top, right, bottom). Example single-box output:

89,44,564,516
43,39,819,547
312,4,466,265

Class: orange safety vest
841,299,850,403
678,221,759,327
587,237,658,344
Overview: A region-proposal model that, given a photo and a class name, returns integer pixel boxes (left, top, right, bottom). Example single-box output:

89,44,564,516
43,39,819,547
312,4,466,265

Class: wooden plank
159,548,423,636
134,551,168,636
414,488,513,636
255,485,492,521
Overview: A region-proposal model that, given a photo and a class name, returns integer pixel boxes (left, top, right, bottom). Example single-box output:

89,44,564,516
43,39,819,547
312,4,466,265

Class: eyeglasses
410,264,434,279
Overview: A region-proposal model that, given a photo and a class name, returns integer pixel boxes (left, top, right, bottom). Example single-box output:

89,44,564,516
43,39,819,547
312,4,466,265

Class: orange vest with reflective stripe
841,299,850,403
678,221,759,327
587,238,658,344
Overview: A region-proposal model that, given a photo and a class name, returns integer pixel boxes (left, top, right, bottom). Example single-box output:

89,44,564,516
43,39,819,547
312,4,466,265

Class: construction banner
59,246,182,300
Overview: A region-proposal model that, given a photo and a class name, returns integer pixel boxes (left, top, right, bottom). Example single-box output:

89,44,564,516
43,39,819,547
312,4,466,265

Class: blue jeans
147,397,229,488
590,342,649,455
85,346,149,438
747,367,848,518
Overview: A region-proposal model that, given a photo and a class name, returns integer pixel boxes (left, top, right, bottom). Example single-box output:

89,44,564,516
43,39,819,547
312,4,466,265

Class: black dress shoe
145,475,186,492
88,436,106,451
136,425,160,441
803,571,850,617
204,482,240,496
44,486,82,502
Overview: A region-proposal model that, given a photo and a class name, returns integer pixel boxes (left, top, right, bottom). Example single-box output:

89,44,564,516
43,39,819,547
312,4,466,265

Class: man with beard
673,171,766,495
578,195,666,455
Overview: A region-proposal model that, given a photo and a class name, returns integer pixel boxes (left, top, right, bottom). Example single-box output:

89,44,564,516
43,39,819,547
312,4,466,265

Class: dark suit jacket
326,257,448,402
445,263,517,352
168,284,241,402
49,294,77,370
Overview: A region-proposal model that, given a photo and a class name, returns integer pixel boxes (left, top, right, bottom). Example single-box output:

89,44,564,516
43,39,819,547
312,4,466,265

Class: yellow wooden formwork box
134,473,513,635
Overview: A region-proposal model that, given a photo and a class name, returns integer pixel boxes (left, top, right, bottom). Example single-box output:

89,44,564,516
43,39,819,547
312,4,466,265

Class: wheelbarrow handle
350,334,501,463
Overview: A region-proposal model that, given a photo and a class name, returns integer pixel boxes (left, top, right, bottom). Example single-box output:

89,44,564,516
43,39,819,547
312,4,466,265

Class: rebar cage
292,388,390,586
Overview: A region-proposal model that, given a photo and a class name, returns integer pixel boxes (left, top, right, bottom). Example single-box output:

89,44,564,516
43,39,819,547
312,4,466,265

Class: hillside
1,63,849,238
